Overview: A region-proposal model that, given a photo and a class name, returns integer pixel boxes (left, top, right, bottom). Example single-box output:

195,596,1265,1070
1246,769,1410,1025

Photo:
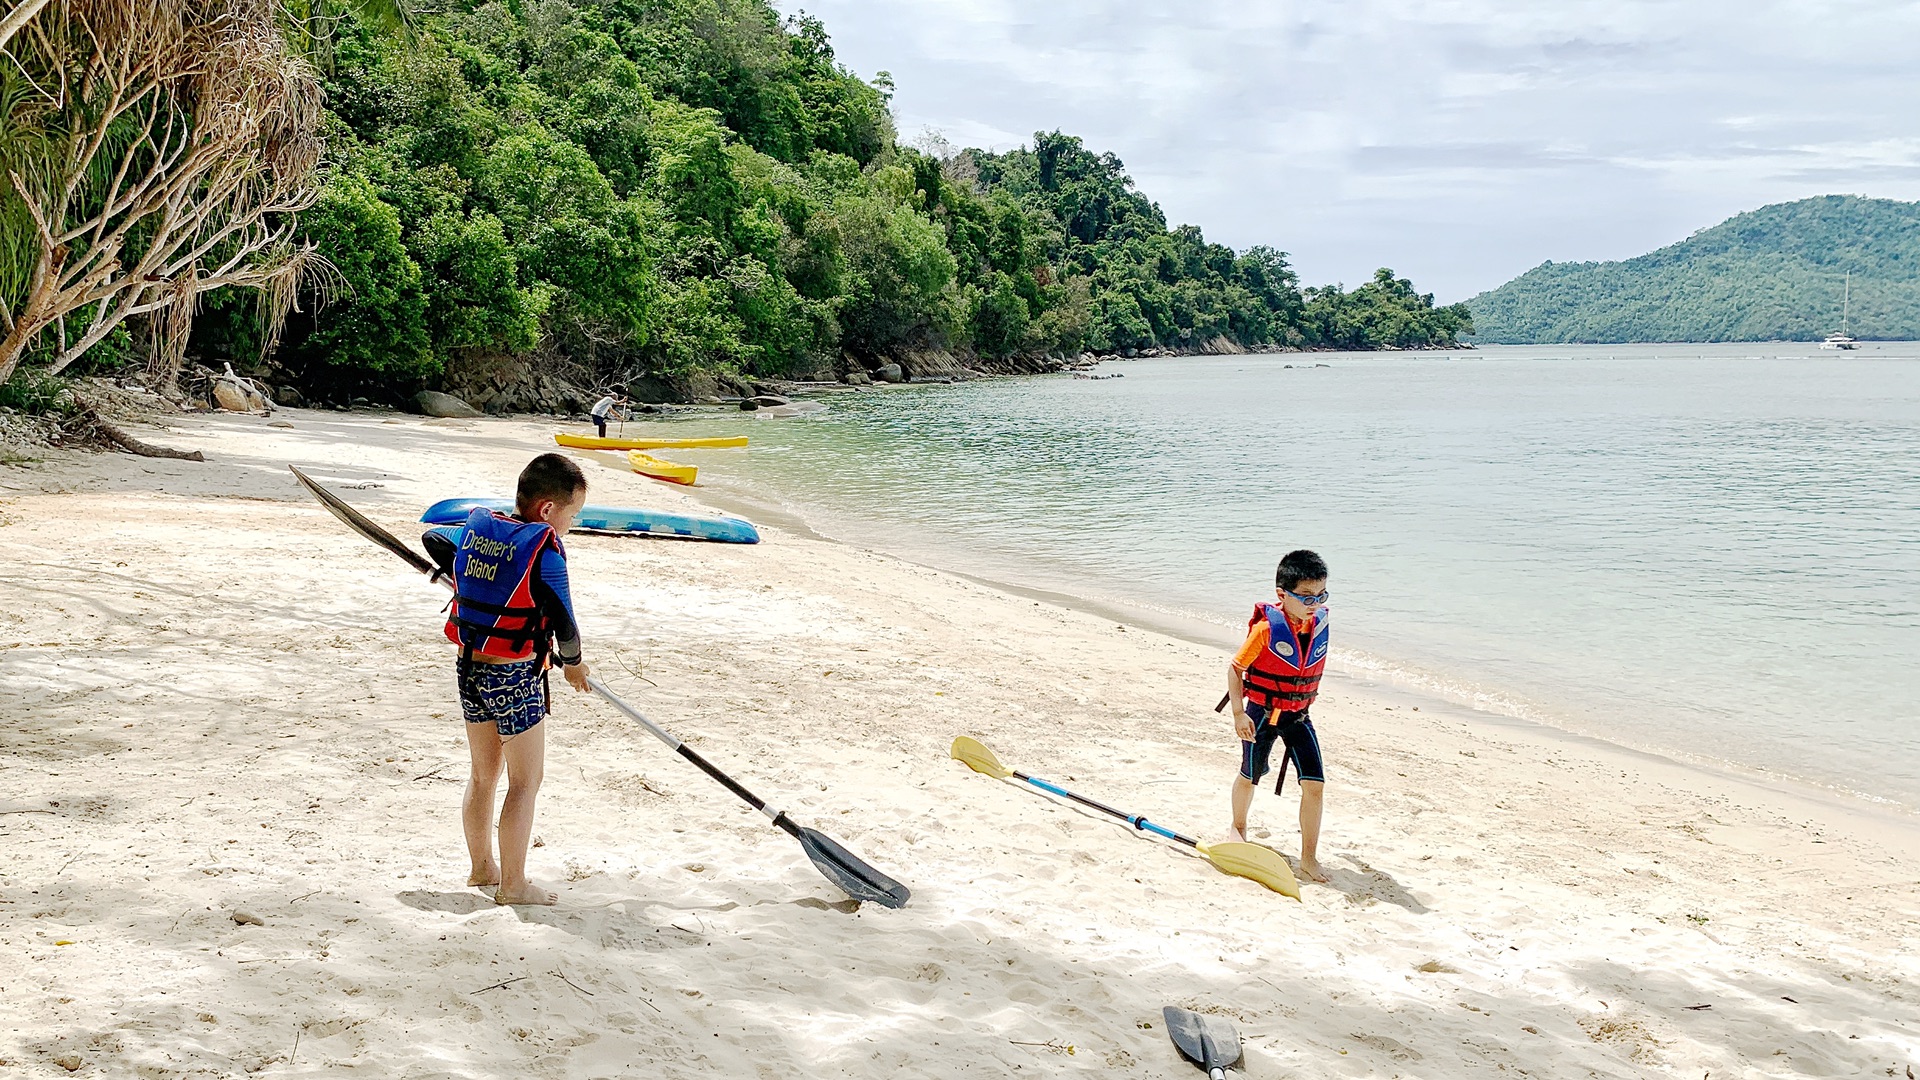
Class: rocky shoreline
412,335,1476,418
5,333,1475,437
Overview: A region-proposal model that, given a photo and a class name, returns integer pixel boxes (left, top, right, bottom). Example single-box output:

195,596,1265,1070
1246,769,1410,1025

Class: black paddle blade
1163,1006,1243,1076
289,466,435,576
797,827,910,909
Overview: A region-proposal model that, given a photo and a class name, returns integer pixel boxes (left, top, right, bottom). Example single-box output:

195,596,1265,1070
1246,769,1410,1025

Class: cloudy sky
776,0,1920,300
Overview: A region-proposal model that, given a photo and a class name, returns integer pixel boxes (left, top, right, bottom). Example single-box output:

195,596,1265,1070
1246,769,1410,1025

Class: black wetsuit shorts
1239,703,1325,786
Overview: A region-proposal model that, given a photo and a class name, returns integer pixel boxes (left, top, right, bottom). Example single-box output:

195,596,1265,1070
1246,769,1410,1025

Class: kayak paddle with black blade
950,736,1299,899
589,678,908,908
288,466,911,909
291,466,437,576
1163,1005,1243,1079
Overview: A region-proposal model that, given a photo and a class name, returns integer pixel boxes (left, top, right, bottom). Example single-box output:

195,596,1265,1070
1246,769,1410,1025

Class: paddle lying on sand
288,466,911,909
586,677,908,908
1163,1006,1243,1079
949,736,1299,899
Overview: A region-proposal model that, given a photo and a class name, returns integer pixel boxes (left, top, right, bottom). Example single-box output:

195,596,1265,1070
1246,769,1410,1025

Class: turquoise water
666,344,1920,809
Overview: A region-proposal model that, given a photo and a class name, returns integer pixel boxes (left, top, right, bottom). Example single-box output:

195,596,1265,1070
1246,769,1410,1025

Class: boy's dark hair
516,453,587,514
1276,549,1329,590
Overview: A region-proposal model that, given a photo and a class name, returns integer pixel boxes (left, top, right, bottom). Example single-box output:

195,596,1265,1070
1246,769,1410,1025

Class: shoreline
688,448,1920,847
5,408,1918,1077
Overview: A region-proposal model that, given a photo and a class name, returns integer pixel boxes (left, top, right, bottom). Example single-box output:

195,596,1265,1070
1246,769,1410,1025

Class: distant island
1465,195,1920,343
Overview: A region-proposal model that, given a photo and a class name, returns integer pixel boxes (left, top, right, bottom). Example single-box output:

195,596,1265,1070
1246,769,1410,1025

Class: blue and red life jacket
1240,603,1330,719
443,508,563,662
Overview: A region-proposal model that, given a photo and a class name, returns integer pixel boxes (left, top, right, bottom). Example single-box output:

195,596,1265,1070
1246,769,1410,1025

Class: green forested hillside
3,0,1475,405
178,0,1468,400
1466,196,1920,343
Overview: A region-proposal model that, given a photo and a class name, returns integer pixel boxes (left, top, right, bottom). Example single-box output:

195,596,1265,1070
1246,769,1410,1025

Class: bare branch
2,0,324,383
0,0,55,54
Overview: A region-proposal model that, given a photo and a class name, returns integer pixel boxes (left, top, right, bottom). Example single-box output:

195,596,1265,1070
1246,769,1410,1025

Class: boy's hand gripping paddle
949,736,1299,899
1163,1005,1243,1079
288,466,910,909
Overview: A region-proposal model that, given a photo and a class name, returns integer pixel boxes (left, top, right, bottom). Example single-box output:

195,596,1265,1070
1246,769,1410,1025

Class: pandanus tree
0,0,402,389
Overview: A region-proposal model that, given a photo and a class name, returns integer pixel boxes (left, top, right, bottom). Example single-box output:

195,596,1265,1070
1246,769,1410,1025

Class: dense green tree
412,210,545,353
826,183,961,356
279,174,435,380
149,0,1465,405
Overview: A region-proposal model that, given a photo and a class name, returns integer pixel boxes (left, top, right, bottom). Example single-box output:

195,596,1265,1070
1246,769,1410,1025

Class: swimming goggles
1283,587,1330,608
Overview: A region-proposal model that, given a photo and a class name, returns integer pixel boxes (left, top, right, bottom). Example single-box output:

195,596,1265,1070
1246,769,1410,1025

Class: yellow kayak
555,433,748,450
627,451,697,485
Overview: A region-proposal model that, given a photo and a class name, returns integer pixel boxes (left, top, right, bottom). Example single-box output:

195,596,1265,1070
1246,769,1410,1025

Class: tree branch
0,0,54,54
70,393,204,461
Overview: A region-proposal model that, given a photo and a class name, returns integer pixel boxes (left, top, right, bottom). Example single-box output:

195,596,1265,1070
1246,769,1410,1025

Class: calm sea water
658,343,1920,809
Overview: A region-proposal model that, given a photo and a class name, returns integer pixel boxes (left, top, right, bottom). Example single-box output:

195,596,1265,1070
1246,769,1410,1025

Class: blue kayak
420,498,760,544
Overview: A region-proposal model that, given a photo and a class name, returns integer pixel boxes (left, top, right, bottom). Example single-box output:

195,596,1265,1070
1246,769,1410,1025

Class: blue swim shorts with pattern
458,658,546,737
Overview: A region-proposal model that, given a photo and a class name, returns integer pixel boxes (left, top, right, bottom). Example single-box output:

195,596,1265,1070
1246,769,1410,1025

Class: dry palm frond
0,0,326,386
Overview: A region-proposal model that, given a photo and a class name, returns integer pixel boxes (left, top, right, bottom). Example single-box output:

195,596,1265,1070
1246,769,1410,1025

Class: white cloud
779,0,1920,299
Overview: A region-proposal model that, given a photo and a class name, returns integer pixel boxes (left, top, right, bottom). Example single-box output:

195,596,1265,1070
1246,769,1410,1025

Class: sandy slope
2,407,1917,1079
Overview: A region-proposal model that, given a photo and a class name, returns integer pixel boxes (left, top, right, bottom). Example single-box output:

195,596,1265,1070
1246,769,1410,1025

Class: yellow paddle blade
1196,841,1302,900
949,736,1013,779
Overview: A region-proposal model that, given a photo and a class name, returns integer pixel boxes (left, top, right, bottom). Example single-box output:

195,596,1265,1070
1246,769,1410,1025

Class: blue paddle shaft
1014,773,1198,847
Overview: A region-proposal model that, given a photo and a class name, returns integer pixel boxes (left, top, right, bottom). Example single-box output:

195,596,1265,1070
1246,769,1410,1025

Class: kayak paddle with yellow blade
949,736,1300,899
289,466,910,909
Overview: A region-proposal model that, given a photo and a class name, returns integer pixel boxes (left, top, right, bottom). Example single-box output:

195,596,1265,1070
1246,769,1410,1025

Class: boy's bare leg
1229,774,1254,843
495,723,556,906
462,722,504,887
1297,779,1329,882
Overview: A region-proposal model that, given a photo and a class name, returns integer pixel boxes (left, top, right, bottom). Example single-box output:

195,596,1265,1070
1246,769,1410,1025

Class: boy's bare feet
1226,826,1248,844
468,864,499,888
1297,855,1330,883
494,882,557,906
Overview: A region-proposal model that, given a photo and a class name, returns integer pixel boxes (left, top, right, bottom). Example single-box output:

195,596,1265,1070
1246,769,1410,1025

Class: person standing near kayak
1225,549,1332,883
422,453,593,905
590,391,627,438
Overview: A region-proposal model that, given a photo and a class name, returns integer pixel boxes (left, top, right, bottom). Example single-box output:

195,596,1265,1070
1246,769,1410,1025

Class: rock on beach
414,390,483,418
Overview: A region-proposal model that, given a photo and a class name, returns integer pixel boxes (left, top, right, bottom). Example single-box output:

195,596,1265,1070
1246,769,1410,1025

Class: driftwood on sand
71,393,204,461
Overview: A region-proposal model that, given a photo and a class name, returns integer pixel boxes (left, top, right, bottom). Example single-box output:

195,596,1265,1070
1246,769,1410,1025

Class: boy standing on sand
1226,549,1333,883
423,454,593,906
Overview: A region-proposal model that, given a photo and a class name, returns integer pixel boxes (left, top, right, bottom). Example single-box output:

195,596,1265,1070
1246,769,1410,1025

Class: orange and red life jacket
1240,603,1330,719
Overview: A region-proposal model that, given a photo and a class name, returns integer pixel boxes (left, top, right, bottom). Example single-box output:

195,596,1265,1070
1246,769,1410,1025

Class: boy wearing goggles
1225,549,1332,882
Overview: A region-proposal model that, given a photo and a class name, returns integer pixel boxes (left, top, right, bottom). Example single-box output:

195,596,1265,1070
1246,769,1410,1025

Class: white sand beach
3,406,1918,1078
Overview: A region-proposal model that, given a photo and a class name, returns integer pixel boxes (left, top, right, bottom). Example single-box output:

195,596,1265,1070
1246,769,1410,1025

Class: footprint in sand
1351,1032,1424,1062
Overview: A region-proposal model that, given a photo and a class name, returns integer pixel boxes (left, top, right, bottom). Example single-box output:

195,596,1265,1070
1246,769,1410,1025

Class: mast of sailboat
1842,271,1850,336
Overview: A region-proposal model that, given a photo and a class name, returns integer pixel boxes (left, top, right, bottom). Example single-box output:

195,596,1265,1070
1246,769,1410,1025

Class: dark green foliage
412,210,545,353
1467,196,1920,343
204,0,1463,400
1308,270,1474,350
0,368,74,414
279,172,437,381
964,135,1468,352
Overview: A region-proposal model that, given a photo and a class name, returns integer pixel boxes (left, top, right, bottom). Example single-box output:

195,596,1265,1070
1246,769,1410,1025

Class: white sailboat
1821,272,1858,350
